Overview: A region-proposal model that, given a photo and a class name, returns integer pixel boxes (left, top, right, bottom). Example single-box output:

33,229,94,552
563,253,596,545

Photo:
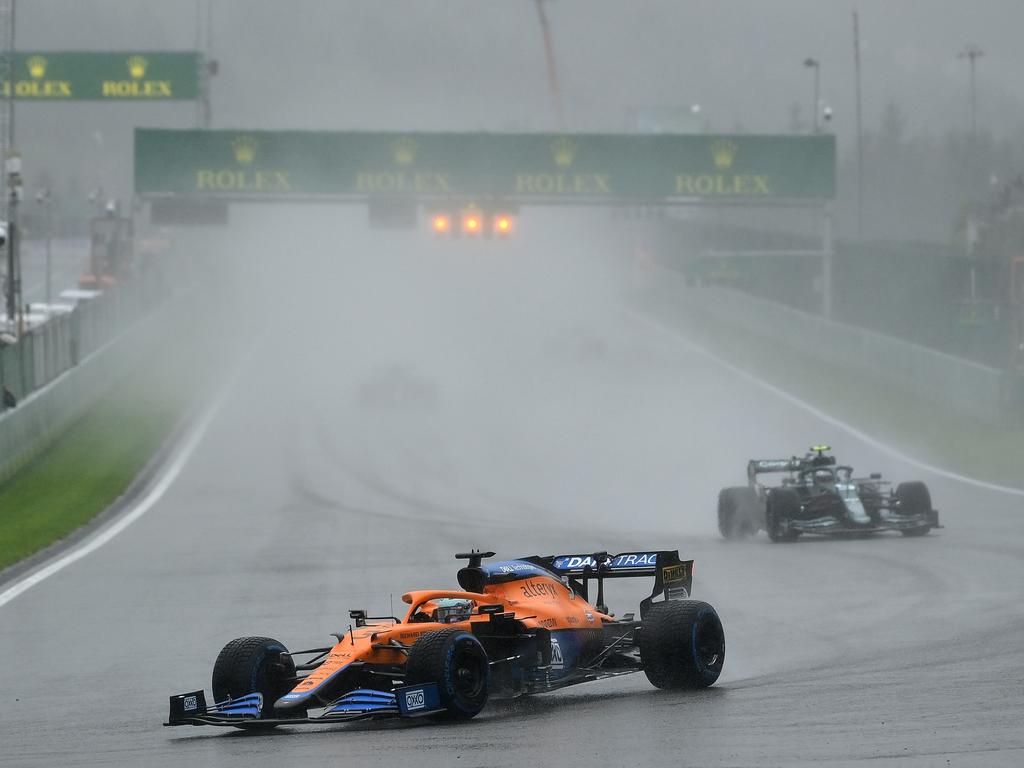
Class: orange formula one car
165,550,725,728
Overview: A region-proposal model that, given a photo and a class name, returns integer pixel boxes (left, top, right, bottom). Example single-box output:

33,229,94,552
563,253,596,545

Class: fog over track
1,210,1021,767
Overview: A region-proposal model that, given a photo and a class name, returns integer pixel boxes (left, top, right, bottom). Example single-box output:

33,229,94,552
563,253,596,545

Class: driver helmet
433,598,473,624
814,469,833,484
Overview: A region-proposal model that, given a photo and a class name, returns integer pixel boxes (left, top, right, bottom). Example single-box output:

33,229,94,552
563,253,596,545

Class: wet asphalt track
1,226,1022,767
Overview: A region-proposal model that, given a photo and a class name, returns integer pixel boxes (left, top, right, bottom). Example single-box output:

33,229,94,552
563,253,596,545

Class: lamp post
5,151,21,331
853,10,865,238
803,57,831,318
803,57,821,133
957,44,984,138
35,187,51,307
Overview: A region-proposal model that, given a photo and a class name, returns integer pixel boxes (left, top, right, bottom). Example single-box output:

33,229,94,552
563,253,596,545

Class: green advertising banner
1,52,199,100
135,129,835,201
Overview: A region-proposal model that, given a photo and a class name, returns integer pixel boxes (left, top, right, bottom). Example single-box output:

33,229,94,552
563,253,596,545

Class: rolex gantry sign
1,52,199,100
135,129,836,201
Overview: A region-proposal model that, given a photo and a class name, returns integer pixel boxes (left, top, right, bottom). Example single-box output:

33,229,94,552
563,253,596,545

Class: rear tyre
717,487,758,540
211,636,303,725
640,600,725,689
896,481,933,536
766,488,801,542
405,629,490,720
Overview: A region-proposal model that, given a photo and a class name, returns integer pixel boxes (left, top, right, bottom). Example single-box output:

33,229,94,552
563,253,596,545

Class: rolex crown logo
391,138,417,166
710,139,738,170
551,137,577,168
127,56,149,79
26,56,47,79
231,135,258,166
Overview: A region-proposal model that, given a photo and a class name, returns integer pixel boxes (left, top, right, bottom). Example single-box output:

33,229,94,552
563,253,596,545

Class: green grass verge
0,367,187,572
647,289,1024,490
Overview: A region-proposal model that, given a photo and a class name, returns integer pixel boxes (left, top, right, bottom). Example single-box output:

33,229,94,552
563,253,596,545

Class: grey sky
10,0,1024,212
18,0,1024,137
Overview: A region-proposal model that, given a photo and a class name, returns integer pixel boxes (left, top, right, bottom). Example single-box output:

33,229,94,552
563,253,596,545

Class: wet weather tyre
896,481,933,536
405,629,490,720
718,487,758,540
211,636,303,724
766,488,800,542
640,600,725,689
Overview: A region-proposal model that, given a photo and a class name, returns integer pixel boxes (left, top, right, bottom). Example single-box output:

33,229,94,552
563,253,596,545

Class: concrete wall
0,304,174,484
651,268,1009,424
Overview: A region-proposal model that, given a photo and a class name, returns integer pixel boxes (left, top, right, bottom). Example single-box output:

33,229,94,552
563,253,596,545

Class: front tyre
405,629,490,720
896,481,933,536
211,636,302,724
640,600,725,689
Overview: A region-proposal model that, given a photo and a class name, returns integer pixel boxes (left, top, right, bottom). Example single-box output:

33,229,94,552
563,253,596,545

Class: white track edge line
0,392,226,609
630,311,1024,498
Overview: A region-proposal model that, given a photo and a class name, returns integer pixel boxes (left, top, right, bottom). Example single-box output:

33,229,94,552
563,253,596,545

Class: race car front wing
788,507,941,534
165,683,444,728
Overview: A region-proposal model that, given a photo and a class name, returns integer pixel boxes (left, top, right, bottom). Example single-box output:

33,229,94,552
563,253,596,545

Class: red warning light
432,214,451,234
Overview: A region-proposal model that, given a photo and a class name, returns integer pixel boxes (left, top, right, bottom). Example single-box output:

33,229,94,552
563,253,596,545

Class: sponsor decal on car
404,689,426,711
553,553,659,571
754,459,798,471
484,561,549,579
521,580,561,600
497,562,538,573
183,695,198,712
550,638,564,670
662,564,687,584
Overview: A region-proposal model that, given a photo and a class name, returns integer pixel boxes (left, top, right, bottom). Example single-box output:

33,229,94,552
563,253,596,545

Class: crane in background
534,0,566,130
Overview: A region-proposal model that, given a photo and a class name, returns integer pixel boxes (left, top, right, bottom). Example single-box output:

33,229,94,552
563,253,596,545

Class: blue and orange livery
166,549,724,728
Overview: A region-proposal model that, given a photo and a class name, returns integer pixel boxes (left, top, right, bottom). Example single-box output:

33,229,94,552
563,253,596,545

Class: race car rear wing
747,458,804,483
747,452,837,482
524,550,693,618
